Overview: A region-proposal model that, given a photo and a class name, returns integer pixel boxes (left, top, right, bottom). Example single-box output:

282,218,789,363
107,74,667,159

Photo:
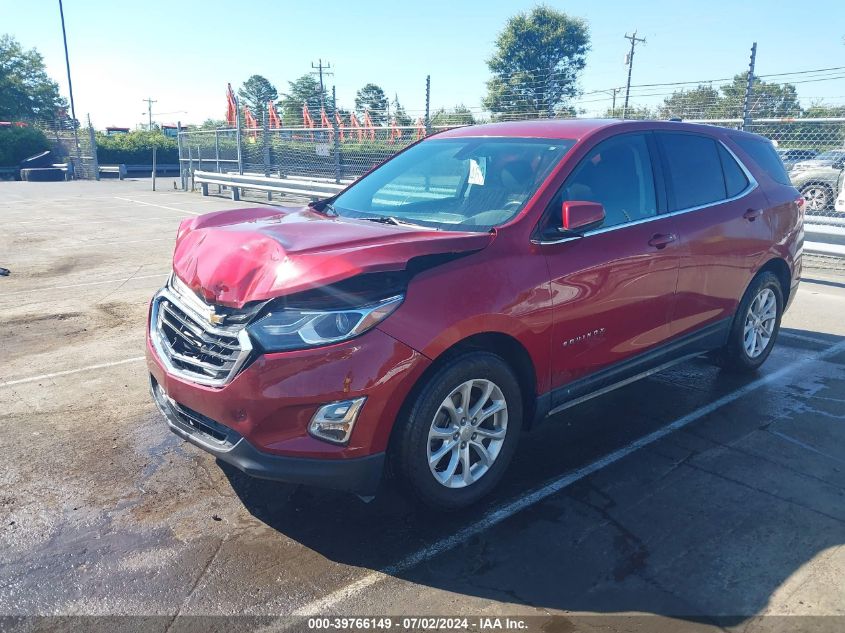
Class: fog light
308,397,366,445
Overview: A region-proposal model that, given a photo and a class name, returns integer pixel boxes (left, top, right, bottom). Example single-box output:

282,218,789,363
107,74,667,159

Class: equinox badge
562,327,606,347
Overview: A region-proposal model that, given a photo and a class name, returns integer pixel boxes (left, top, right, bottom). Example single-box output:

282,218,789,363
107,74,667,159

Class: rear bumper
150,376,385,495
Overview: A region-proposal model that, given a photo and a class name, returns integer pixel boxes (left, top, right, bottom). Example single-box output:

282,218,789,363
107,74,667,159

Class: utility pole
58,0,81,169
310,59,333,110
603,87,623,117
142,97,157,130
741,42,757,131
622,31,646,120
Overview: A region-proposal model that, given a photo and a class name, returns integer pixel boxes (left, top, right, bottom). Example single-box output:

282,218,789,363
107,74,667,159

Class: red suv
147,120,803,509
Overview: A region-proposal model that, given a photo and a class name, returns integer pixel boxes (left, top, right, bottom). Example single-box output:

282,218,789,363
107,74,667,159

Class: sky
3,0,844,128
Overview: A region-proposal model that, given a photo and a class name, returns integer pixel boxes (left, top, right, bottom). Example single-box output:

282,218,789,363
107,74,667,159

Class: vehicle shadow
221,328,845,624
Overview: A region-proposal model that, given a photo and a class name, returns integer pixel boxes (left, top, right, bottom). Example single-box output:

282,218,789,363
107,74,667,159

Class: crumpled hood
172,206,494,308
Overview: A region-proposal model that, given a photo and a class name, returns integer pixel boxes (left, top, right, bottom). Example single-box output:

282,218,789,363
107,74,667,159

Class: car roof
433,118,761,142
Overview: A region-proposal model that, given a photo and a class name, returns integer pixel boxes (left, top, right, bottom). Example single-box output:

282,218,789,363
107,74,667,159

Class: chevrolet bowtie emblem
206,309,225,325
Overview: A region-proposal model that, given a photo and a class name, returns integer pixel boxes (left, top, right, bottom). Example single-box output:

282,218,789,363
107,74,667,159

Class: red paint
148,119,802,467
173,207,492,308
561,200,605,231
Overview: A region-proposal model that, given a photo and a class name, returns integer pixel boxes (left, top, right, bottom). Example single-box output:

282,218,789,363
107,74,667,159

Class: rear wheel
713,271,783,373
391,352,523,510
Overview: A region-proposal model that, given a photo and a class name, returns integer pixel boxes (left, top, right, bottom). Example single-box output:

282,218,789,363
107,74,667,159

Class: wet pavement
1,180,845,631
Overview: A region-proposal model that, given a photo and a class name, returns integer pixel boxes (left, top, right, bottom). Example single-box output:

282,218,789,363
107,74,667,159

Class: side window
658,133,726,210
558,133,657,229
733,136,791,186
718,144,749,198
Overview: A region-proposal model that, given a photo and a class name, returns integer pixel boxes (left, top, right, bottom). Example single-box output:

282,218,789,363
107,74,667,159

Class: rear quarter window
718,144,749,198
733,136,791,186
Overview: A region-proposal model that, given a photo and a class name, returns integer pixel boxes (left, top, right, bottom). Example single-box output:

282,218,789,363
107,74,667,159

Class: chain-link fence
31,117,100,179
176,61,845,230
178,116,845,223
178,123,439,185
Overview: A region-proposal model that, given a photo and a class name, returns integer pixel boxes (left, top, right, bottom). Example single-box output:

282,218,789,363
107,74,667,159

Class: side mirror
562,200,605,232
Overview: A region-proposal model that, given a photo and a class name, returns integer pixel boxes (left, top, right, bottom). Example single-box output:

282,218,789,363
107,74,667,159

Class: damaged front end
151,206,493,387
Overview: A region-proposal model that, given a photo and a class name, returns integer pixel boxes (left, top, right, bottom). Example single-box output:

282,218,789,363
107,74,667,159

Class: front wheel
391,352,523,510
713,271,783,373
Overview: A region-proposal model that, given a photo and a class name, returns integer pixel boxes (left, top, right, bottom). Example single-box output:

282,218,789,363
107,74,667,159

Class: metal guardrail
98,164,127,180
193,170,347,202
125,163,180,174
805,221,845,258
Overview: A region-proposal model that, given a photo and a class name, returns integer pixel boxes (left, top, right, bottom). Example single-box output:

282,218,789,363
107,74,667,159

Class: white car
836,169,845,213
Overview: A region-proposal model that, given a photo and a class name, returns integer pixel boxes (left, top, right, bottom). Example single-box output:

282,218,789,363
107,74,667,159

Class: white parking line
292,339,845,616
93,237,175,246
779,331,835,345
6,216,177,227
0,357,146,389
1,272,169,296
113,196,203,215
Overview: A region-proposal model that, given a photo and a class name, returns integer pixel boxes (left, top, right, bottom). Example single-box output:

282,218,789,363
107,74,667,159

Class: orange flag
350,112,363,142
226,83,237,127
334,110,345,142
362,111,376,141
268,101,281,129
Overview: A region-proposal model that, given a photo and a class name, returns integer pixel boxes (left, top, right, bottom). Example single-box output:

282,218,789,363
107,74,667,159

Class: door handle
743,208,763,221
648,233,677,249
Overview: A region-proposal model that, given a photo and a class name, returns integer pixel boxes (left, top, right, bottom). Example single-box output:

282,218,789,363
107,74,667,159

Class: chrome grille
150,276,261,387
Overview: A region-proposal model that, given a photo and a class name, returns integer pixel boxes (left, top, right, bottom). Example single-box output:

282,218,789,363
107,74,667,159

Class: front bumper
150,376,385,495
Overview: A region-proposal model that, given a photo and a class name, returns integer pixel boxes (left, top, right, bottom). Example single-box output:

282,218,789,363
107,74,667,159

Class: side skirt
534,318,731,423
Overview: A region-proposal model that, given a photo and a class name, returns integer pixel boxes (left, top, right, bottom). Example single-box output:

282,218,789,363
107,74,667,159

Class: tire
713,271,783,373
800,183,832,212
391,352,523,510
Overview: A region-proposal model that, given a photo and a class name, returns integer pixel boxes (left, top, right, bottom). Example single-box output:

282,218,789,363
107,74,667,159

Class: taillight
795,195,805,217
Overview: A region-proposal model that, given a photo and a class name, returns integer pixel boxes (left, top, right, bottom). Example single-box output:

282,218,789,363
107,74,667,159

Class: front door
538,132,680,403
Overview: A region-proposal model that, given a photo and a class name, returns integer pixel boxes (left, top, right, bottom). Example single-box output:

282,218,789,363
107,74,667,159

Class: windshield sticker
468,157,486,186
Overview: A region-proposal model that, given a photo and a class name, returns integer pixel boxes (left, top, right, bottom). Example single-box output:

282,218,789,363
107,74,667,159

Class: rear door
538,132,681,397
655,131,772,339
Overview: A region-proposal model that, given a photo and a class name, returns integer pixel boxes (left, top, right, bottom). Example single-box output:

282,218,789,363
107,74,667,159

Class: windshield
331,137,575,232
816,150,845,161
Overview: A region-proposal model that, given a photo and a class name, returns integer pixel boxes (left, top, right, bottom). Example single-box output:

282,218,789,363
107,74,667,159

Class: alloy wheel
426,379,508,488
802,186,829,211
743,287,777,359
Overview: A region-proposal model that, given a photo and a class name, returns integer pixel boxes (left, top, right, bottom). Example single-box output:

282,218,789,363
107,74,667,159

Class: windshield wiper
357,216,438,230
309,199,338,217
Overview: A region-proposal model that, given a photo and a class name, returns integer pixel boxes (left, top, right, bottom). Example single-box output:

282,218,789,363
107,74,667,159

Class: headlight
247,295,404,352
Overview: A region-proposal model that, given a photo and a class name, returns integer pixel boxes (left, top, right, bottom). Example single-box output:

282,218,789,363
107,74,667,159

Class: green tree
602,105,653,120
355,83,388,125
0,125,49,166
483,5,589,120
720,73,801,118
279,74,327,125
391,94,412,126
199,118,227,130
658,85,722,119
94,129,178,164
237,75,278,115
0,34,66,121
430,104,476,127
